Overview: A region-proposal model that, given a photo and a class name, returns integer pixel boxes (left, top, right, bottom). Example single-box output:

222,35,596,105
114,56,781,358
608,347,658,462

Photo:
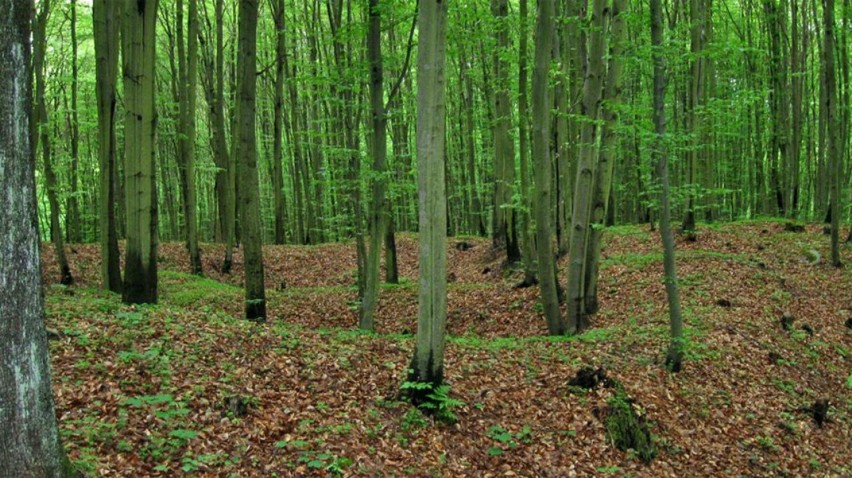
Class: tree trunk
236,0,267,320
66,0,81,243
94,0,122,293
408,0,449,393
272,0,287,244
33,0,73,286
361,0,390,331
584,0,627,315
490,0,521,265
651,0,686,372
122,0,159,304
823,0,842,266
176,0,203,275
565,0,606,334
532,0,564,335
0,4,72,473
517,0,538,286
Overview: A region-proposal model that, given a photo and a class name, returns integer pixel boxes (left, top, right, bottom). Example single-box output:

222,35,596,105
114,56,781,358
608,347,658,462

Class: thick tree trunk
408,0,449,393
236,0,267,320
517,0,538,286
122,0,159,304
0,1,72,474
94,0,122,293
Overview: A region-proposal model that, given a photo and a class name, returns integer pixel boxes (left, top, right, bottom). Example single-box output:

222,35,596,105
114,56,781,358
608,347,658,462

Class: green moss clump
605,388,657,463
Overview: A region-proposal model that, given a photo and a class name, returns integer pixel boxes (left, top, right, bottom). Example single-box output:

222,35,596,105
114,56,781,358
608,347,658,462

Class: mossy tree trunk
517,0,538,286
0,1,73,472
236,0,267,321
531,0,564,335
122,0,159,305
271,0,288,245
409,0,449,391
93,0,122,293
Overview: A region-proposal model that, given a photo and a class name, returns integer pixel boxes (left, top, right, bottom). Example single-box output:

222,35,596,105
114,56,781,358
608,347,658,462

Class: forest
0,0,851,475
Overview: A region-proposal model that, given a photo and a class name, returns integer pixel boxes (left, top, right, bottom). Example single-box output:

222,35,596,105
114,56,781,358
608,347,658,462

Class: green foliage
604,389,656,464
400,380,465,424
486,424,533,455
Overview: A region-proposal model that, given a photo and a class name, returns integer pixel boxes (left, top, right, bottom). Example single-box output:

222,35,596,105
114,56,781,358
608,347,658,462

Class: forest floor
41,220,851,477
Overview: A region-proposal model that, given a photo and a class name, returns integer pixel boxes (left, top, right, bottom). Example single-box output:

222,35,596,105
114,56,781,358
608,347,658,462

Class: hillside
42,221,851,477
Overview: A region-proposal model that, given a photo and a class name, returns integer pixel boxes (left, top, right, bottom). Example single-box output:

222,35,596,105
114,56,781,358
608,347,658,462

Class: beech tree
93,0,122,293
0,0,72,472
235,0,267,321
122,0,159,305
408,0,449,395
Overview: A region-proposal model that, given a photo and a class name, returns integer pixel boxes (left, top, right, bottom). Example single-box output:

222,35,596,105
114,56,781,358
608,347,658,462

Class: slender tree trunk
584,0,626,315
94,0,122,293
66,0,81,243
272,0,287,244
490,0,521,265
565,0,606,334
517,0,538,286
122,0,159,304
33,0,73,286
651,0,686,372
236,0,267,320
361,0,389,331
823,0,842,266
408,0,449,395
682,0,709,234
176,0,203,274
532,0,564,335
0,3,73,473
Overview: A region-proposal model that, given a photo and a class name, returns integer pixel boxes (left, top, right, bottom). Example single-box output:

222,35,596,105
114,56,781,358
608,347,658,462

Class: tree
236,0,267,321
0,0,73,473
93,0,122,293
122,0,159,304
407,0,449,396
361,0,390,331
823,0,842,267
531,0,563,335
176,0,203,275
33,0,73,286
584,0,627,314
66,0,82,243
490,0,521,265
565,0,607,334
271,0,287,245
651,0,686,371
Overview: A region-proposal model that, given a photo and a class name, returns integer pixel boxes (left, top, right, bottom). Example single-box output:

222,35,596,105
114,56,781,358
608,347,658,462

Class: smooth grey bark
0,0,72,473
93,0,122,293
408,0,449,393
565,0,607,334
651,0,685,371
532,0,564,335
584,0,626,315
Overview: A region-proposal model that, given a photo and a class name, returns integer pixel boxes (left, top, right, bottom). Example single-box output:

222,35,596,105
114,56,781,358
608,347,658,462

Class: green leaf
487,447,503,456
